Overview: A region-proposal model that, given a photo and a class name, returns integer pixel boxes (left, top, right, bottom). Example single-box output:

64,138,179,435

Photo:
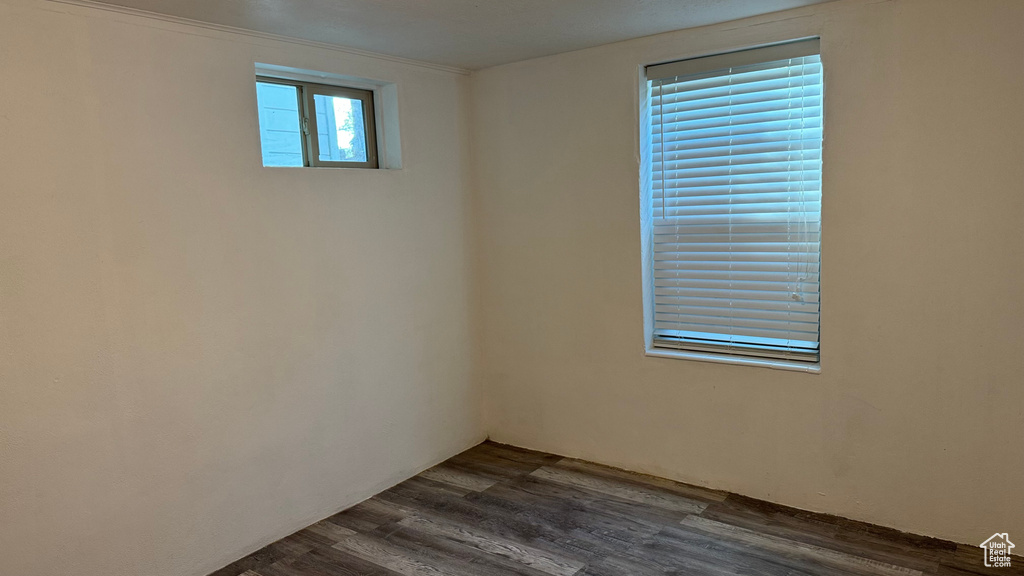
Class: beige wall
471,0,1024,545
0,1,484,575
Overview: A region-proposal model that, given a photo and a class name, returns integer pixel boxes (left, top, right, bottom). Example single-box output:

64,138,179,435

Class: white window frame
639,39,824,373
256,76,378,169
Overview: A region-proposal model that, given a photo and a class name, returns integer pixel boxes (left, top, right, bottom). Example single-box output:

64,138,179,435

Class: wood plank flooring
210,441,1022,576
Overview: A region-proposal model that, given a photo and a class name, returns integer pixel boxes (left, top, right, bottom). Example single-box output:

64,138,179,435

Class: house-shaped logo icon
981,533,1014,568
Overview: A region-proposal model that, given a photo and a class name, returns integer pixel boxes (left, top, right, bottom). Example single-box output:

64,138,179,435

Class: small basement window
255,77,378,169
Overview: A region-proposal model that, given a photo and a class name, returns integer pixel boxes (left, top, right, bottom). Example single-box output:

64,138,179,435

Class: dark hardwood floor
210,441,1021,576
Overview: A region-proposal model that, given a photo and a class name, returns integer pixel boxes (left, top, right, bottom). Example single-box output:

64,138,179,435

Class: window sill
645,347,821,374
261,165,397,170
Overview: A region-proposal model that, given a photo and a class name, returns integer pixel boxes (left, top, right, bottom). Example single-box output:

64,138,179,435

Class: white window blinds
646,39,822,362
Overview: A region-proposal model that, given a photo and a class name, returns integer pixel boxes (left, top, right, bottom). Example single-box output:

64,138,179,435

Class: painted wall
3,0,1023,573
471,0,1024,545
0,1,483,575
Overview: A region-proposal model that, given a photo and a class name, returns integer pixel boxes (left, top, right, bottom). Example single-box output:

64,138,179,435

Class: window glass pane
256,82,304,167
313,94,367,163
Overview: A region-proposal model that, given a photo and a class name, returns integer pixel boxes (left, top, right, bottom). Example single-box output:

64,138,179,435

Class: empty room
1,0,1022,574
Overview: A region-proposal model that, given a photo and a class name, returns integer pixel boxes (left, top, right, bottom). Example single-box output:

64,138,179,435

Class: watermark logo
980,533,1014,568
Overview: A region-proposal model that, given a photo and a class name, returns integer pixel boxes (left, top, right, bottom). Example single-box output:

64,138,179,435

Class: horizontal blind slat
651,215,821,227
654,85,823,117
653,242,820,253
654,295,820,314
653,320,819,341
654,286,820,303
656,139,821,163
654,265,820,278
655,186,820,199
654,222,820,235
654,192,822,210
654,160,822,182
654,233,821,244
653,109,822,137
654,281,819,295
654,315,819,335
654,102,822,131
654,131,820,151
653,65,821,102
658,149,822,170
655,269,819,283
655,303,819,323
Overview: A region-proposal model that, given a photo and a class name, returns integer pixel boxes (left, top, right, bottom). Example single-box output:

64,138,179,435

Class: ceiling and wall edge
43,0,472,75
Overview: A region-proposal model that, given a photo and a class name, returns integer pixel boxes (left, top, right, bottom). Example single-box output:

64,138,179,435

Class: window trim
640,39,823,369
256,76,378,169
653,331,820,363
645,346,822,374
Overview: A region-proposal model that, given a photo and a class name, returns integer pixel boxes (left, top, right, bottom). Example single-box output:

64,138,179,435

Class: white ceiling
83,0,836,70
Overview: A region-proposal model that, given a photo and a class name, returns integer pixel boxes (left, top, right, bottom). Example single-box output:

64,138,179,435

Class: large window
255,77,378,169
644,39,822,364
